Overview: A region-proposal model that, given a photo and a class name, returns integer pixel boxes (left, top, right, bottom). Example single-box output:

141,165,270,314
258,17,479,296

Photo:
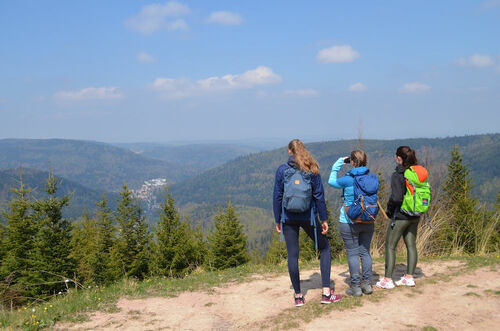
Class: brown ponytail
396,146,418,170
288,139,320,174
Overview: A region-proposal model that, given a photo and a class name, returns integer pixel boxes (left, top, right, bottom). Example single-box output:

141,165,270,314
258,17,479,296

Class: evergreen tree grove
208,200,248,270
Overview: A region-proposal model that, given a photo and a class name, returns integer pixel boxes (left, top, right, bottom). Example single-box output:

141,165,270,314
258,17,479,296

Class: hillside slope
0,139,196,191
170,134,500,209
0,168,119,219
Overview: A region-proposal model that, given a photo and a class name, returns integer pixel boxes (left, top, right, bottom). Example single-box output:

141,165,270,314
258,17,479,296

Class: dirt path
57,260,500,330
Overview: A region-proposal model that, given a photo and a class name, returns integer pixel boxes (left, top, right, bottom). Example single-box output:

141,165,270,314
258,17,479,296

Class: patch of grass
464,292,480,297
405,293,415,298
422,326,438,331
204,302,215,307
466,284,478,288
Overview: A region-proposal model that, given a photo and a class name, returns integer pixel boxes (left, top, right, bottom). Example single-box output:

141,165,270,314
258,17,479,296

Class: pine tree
94,196,115,283
441,146,478,253
192,221,207,268
325,201,343,259
109,185,150,279
151,189,197,277
70,211,100,284
208,200,248,270
30,171,74,296
0,172,38,302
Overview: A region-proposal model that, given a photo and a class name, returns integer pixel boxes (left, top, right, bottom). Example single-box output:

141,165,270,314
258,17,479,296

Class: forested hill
170,134,500,208
0,139,196,191
0,168,119,219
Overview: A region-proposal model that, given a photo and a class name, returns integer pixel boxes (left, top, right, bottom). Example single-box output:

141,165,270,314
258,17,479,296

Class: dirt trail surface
57,260,500,330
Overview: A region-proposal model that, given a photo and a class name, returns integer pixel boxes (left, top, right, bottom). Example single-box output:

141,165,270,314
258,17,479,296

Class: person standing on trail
328,150,376,297
376,146,424,289
273,139,342,307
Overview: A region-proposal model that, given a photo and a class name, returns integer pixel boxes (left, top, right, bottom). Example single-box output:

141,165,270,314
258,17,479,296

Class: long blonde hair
288,139,320,174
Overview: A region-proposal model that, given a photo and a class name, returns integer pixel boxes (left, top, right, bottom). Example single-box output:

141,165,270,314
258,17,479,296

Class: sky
0,0,499,143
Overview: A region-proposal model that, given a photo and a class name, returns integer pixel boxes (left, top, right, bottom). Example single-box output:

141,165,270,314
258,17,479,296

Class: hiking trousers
283,219,331,294
339,222,374,285
384,218,419,278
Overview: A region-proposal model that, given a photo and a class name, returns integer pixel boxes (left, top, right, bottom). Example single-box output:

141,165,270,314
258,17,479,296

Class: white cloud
54,87,123,101
348,82,367,92
398,82,431,94
125,1,190,34
282,89,320,98
317,45,360,63
206,11,243,25
456,53,494,67
137,51,156,63
151,66,282,99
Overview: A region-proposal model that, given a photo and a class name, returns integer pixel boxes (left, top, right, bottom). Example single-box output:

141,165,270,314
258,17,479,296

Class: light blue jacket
328,157,369,223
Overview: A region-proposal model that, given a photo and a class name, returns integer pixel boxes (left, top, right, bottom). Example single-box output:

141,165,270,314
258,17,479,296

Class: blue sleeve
328,157,348,188
273,165,285,223
311,174,328,221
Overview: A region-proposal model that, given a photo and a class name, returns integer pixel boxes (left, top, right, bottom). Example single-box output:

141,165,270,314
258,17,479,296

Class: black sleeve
386,172,405,218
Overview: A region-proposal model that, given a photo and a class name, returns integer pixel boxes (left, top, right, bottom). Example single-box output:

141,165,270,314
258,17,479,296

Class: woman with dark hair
273,139,342,307
328,150,375,297
376,146,421,289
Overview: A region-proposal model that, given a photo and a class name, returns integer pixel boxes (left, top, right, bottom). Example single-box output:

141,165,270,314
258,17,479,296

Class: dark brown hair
350,150,367,167
288,139,320,174
396,146,418,169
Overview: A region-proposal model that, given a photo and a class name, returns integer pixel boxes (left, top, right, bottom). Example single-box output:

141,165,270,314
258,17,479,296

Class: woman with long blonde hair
273,139,342,307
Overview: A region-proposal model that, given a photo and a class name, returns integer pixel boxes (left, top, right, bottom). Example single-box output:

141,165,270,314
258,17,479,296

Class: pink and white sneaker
395,275,415,287
376,278,395,289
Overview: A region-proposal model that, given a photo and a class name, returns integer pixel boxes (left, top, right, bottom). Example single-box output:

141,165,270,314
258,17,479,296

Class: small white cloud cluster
398,82,431,94
348,82,367,92
206,11,243,25
317,45,360,63
456,53,494,67
151,66,282,98
125,1,190,34
54,87,123,101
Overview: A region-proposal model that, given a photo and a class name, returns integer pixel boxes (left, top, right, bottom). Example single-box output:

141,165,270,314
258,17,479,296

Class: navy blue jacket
273,156,328,223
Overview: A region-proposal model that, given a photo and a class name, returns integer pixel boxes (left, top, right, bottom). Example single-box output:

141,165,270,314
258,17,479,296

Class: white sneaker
375,278,395,289
395,275,415,287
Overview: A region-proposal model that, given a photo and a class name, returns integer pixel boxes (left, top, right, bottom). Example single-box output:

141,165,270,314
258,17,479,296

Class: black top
386,165,419,221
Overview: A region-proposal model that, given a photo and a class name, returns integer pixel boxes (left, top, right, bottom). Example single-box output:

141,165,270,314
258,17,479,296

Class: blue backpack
345,172,380,223
280,167,318,249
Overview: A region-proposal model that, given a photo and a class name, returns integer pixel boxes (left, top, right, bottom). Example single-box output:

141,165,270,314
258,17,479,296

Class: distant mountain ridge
0,139,196,191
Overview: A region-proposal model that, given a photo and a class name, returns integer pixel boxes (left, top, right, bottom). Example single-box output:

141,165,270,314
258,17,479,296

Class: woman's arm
386,172,405,218
273,165,285,223
328,157,349,188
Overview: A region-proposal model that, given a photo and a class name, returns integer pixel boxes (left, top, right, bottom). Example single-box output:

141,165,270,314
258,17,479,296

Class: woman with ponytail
273,139,342,307
376,146,421,289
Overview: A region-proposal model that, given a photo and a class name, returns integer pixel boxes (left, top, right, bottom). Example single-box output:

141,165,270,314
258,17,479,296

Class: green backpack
400,165,431,216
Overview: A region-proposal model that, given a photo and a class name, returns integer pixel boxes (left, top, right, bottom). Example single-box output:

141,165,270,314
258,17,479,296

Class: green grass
464,292,480,297
422,326,438,331
1,255,498,330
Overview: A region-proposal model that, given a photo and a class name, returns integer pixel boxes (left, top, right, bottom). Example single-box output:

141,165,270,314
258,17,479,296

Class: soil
56,260,500,330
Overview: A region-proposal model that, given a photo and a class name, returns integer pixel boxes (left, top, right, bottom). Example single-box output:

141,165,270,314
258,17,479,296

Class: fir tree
109,185,150,279
151,189,197,277
0,172,38,301
94,196,115,283
208,200,248,270
70,211,101,284
30,171,74,296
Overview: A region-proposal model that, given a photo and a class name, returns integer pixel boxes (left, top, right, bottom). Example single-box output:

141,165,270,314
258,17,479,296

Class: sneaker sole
295,303,304,307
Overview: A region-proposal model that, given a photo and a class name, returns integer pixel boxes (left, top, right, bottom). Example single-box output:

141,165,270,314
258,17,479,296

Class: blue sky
0,0,499,143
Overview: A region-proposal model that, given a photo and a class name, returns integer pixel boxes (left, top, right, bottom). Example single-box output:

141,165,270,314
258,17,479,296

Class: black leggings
283,219,331,294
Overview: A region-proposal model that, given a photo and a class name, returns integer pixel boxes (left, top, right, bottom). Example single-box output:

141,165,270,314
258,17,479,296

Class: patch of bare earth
56,260,500,330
